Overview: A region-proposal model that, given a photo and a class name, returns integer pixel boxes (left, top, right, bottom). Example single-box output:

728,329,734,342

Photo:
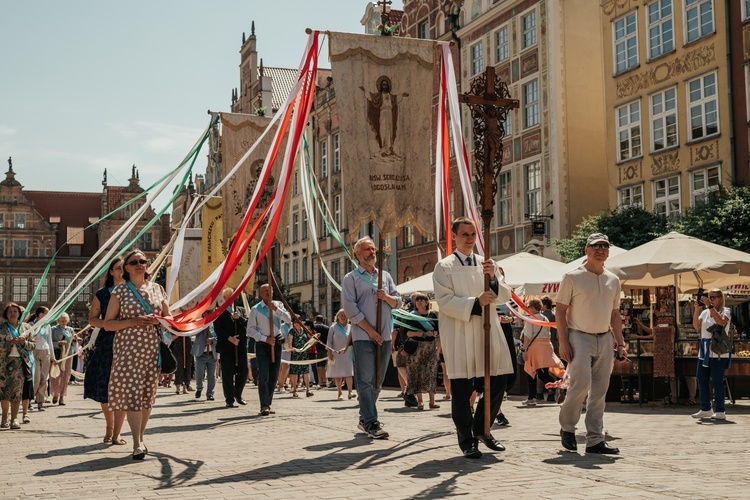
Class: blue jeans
352,340,391,428
256,343,281,409
194,353,217,397
696,357,729,413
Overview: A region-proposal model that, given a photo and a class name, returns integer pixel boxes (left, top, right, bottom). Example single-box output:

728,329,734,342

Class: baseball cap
586,233,610,246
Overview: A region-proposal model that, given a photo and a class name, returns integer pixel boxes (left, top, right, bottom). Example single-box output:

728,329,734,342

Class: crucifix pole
458,65,518,438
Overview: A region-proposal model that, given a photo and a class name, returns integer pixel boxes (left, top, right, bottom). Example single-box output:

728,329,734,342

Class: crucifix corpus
458,65,518,438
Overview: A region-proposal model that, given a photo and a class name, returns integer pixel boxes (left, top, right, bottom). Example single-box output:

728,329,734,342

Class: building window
13,239,27,257
293,171,299,196
613,12,638,74
404,224,414,247
496,170,512,227
12,277,28,303
691,165,720,205
651,87,677,151
688,72,718,140
293,213,299,243
333,134,340,172
33,277,49,302
302,256,309,282
0,239,3,257
334,194,341,228
418,21,429,39
78,283,91,303
653,176,681,216
524,162,542,217
58,277,72,298
744,0,750,20
284,261,290,284
293,259,299,284
521,11,537,49
143,232,153,250
320,140,328,178
495,26,509,63
15,213,25,229
618,184,644,208
0,277,4,301
685,0,713,43
0,213,4,228
617,101,642,161
470,41,484,76
503,112,512,138
302,209,308,240
331,260,340,283
648,0,674,59
69,245,82,257
523,80,539,129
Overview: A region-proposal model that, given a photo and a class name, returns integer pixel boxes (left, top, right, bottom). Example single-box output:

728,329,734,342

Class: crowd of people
0,223,735,462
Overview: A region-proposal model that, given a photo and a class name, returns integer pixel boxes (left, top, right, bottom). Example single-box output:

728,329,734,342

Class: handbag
403,337,418,355
517,324,544,365
708,323,732,356
125,281,177,375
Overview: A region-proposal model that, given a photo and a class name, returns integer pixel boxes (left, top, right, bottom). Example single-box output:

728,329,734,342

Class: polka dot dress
108,281,165,412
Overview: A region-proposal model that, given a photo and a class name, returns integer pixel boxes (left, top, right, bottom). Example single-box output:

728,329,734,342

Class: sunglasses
588,243,610,250
127,259,148,266
708,295,721,300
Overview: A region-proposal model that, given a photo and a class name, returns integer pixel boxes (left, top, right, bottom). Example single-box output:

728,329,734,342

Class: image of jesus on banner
360,75,409,159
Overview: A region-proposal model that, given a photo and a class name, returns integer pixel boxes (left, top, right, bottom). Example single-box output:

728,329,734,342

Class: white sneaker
711,412,726,420
691,410,713,418
522,399,537,406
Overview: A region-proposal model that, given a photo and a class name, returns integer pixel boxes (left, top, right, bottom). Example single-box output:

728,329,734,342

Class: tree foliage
671,185,750,253
552,214,601,263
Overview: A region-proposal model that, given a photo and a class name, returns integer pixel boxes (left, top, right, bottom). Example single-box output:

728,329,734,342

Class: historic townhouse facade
728,0,750,186
601,0,732,214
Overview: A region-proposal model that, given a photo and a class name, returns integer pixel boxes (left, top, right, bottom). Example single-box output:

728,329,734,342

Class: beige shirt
556,265,620,334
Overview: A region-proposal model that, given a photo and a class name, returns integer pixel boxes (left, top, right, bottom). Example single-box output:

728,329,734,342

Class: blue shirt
342,265,402,342
247,300,292,343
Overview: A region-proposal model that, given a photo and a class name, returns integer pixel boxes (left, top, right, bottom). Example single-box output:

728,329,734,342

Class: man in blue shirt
342,237,402,439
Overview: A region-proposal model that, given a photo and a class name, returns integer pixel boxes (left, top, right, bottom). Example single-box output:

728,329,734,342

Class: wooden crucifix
458,65,518,438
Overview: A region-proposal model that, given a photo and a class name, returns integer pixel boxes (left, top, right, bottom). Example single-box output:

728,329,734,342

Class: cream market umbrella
604,232,750,292
396,252,565,296
519,245,627,296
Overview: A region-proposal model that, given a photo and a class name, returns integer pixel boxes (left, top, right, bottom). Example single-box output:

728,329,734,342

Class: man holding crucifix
433,217,513,459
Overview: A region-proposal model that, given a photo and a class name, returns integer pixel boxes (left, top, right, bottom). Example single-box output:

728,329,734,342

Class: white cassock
433,253,514,379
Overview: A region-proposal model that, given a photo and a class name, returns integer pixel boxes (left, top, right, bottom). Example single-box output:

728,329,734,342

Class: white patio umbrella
604,232,750,292
395,252,565,296
519,245,627,296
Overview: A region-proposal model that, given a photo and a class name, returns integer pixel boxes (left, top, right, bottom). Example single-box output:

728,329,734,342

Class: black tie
466,256,473,266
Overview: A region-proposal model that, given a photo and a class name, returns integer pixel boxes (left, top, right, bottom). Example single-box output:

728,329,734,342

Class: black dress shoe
207,395,214,401
560,429,577,451
495,413,509,426
195,390,201,399
463,444,482,459
260,407,271,416
235,398,248,405
226,403,236,408
477,434,506,451
585,441,619,454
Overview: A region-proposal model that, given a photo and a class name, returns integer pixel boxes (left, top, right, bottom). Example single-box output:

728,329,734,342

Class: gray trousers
194,352,217,397
34,349,51,403
558,330,614,447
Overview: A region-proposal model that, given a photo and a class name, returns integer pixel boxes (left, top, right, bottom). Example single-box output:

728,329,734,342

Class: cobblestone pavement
3,381,749,499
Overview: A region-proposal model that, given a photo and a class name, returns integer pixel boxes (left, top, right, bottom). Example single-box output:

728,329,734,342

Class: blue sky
0,1,402,204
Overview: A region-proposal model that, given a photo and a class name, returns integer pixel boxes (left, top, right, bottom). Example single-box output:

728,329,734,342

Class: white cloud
0,125,17,137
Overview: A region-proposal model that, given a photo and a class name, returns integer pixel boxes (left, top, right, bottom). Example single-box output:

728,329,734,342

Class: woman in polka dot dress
104,250,170,461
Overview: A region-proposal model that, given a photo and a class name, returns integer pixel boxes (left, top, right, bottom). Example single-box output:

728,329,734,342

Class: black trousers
497,325,517,414
220,346,248,405
526,368,556,399
450,374,507,451
255,342,282,409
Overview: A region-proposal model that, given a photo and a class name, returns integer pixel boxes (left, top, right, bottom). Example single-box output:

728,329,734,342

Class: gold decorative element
330,47,434,70
689,140,720,166
601,0,631,16
619,162,642,183
651,151,680,176
616,44,715,99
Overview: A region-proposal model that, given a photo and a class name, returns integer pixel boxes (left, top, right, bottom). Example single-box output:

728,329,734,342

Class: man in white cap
556,233,627,455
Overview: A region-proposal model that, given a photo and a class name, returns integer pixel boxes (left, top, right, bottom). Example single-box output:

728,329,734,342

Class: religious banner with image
219,112,288,246
201,196,255,293
329,32,435,239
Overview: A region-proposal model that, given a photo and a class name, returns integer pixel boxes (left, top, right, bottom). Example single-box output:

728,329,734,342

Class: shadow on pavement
542,450,622,469
401,456,501,498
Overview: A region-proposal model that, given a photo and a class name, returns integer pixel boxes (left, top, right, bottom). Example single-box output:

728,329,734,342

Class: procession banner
201,196,255,293
329,32,435,239
168,228,203,309
220,112,289,247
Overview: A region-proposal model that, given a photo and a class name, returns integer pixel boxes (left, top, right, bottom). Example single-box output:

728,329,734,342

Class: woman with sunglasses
85,256,127,446
691,288,731,420
104,250,169,460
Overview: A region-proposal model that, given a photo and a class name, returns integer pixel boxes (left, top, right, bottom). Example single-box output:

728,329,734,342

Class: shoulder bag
708,322,732,356
125,281,177,375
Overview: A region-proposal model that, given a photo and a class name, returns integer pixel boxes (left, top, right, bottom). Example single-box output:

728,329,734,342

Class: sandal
292,392,299,398
417,404,424,410
132,447,145,460
112,436,127,445
442,394,451,400
23,414,30,424
348,392,354,400
429,403,440,409
306,391,314,397
10,420,21,430
104,436,113,444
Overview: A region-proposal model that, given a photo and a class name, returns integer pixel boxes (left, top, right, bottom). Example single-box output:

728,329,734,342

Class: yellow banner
201,196,255,293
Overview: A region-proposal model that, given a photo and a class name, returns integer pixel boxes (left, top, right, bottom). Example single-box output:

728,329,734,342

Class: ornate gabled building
600,0,732,215
0,159,169,325
727,0,750,186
